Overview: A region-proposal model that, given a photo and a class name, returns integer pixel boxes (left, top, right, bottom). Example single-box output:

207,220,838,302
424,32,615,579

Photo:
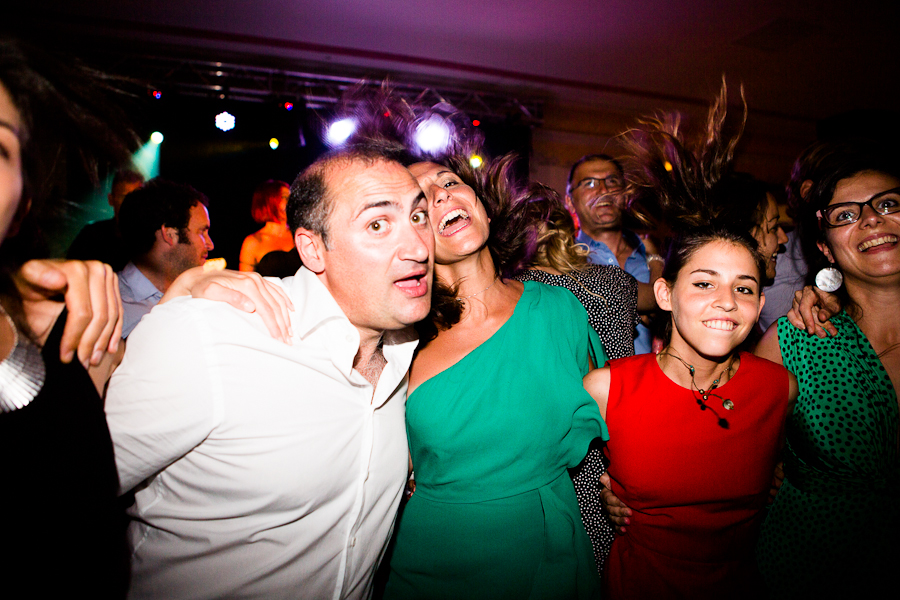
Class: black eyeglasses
569,175,624,194
817,187,900,228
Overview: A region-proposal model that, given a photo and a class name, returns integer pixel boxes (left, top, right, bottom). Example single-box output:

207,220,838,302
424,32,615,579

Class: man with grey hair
565,153,661,354
105,147,434,599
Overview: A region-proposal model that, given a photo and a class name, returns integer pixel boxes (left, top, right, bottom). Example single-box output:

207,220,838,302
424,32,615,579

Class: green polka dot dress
757,313,899,598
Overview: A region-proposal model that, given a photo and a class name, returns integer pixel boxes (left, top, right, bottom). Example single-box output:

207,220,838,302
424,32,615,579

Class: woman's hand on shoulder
17,259,122,367
162,267,294,344
786,286,840,338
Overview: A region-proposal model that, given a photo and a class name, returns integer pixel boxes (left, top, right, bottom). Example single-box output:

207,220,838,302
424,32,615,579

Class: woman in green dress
754,146,900,598
383,154,606,599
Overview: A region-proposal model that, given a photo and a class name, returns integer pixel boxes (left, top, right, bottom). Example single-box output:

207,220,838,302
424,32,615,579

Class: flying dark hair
0,37,138,338
617,80,773,341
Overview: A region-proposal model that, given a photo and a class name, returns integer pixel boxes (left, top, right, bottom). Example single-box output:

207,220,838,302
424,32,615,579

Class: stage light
269,138,280,150
284,102,293,111
472,119,481,127
664,161,673,172
215,111,236,132
152,90,162,100
150,131,164,144
415,115,451,155
469,154,483,169
326,118,357,146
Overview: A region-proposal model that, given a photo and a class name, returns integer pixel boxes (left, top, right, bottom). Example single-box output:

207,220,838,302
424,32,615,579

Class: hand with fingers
162,267,295,344
786,286,841,338
16,259,122,367
599,472,632,535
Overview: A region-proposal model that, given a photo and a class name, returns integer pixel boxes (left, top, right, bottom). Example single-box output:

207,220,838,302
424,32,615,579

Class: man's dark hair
566,153,624,191
287,143,406,248
118,178,209,259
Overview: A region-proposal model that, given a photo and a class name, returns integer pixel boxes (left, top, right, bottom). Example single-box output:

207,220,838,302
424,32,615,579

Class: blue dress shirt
118,262,164,339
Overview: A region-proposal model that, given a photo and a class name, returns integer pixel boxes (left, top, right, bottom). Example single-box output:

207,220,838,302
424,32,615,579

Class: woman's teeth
439,209,470,233
858,234,898,252
703,320,736,331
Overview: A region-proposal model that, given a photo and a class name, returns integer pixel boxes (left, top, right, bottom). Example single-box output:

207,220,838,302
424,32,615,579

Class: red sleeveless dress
604,352,790,599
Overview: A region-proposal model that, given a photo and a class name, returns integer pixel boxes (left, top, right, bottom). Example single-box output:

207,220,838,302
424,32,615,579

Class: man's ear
296,228,325,273
563,194,580,230
654,278,673,312
160,225,180,247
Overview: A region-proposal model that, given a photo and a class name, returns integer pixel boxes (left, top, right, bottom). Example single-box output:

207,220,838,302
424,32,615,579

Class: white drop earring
815,264,843,292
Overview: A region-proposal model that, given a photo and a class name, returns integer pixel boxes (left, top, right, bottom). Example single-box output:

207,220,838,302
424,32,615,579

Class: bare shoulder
583,366,613,420
754,321,784,366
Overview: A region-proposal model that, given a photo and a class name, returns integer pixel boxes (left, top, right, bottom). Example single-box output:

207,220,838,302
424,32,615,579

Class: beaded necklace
659,348,737,429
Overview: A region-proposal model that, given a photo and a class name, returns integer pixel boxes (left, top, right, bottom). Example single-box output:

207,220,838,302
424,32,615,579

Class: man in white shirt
105,147,434,600
116,178,215,338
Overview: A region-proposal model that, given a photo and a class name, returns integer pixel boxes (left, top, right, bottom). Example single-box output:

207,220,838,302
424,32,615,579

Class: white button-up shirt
105,267,415,600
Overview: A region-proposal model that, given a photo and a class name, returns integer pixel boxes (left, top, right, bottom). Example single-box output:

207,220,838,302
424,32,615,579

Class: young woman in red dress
582,83,799,599
584,229,798,599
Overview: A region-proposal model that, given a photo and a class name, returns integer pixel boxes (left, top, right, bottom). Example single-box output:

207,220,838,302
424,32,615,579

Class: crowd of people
2,37,897,600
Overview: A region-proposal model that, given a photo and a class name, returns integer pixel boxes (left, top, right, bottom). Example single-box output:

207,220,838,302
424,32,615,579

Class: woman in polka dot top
754,143,900,598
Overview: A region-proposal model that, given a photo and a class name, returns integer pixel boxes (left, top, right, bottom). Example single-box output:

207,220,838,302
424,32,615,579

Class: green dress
757,313,899,597
385,282,607,600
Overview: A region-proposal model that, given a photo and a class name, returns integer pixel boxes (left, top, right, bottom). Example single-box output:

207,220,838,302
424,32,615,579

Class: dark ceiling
16,0,900,124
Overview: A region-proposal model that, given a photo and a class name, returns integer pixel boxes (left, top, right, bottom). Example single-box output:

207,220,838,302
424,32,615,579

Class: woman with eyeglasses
754,145,900,598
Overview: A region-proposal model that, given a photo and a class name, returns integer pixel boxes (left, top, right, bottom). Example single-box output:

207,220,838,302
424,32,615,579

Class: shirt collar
120,262,163,302
575,229,648,257
282,267,419,393
285,266,351,340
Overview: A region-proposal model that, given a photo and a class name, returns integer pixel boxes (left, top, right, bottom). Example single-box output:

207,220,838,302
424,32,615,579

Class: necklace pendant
722,399,735,410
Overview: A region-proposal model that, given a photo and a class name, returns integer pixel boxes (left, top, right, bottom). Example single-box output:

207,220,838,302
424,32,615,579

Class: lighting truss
100,53,544,125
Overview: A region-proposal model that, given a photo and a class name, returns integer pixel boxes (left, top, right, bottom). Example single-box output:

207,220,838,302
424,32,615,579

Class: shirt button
608,258,614,264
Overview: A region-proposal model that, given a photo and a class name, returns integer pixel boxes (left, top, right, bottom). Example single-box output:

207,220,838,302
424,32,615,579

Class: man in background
116,178,214,337
565,153,661,354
